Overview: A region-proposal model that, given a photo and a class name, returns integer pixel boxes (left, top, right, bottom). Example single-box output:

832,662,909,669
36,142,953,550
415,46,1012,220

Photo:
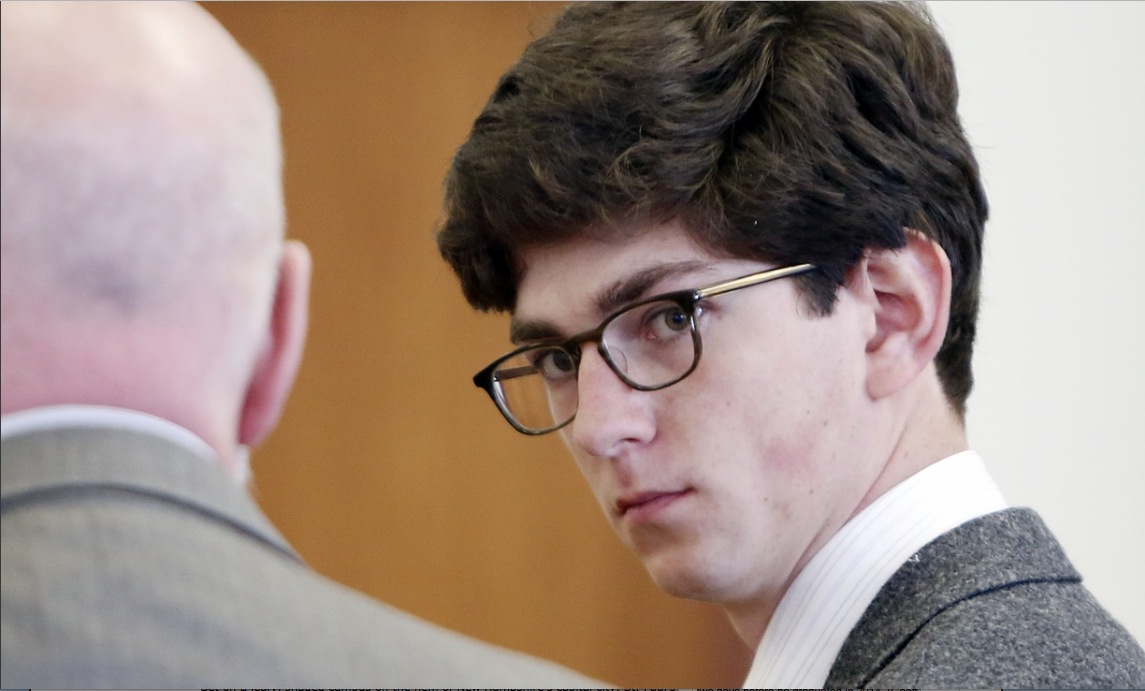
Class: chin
641,550,736,603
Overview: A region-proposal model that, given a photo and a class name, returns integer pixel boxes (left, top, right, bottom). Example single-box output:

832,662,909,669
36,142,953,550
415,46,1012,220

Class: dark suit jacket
0,425,602,689
825,508,1145,689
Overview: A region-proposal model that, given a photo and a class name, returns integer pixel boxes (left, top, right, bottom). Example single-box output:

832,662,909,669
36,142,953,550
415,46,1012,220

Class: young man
437,2,1145,687
0,3,601,687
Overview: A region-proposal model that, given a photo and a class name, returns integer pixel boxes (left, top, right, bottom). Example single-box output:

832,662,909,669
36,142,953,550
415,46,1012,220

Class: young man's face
513,221,893,611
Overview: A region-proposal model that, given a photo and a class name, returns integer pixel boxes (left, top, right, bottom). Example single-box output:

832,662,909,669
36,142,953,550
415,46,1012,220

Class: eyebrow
509,259,710,344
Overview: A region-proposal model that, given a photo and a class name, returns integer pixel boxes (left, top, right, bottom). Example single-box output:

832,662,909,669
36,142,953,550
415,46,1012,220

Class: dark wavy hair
437,1,987,416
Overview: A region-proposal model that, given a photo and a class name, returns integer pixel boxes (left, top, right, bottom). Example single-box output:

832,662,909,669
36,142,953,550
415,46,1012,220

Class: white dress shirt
742,450,1008,689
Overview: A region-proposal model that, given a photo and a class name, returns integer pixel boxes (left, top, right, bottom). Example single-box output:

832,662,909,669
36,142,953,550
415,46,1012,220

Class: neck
2,328,249,483
859,376,969,516
721,582,787,648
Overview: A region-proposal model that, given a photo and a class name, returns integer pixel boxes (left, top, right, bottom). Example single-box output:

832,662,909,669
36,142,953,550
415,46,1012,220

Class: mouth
616,489,692,520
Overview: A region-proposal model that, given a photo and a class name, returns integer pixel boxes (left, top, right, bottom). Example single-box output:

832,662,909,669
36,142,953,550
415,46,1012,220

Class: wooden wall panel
201,3,751,687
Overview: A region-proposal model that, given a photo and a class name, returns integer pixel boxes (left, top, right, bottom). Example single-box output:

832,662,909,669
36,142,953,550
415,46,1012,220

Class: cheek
691,335,859,480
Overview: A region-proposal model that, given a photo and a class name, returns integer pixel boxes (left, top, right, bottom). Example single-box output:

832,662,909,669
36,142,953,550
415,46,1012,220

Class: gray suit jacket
825,508,1145,689
0,426,602,689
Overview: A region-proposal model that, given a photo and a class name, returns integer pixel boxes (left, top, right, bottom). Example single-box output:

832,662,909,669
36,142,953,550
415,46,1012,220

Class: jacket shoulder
828,508,1145,689
872,578,1145,689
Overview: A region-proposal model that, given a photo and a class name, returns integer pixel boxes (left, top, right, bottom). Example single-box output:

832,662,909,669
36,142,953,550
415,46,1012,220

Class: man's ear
857,230,952,401
238,240,311,448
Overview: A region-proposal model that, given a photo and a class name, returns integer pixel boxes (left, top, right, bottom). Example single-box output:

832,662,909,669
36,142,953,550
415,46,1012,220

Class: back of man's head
1,1,309,481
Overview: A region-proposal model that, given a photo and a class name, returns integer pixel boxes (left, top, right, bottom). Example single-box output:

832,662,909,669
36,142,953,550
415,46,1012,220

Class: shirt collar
743,450,1008,689
1,404,218,464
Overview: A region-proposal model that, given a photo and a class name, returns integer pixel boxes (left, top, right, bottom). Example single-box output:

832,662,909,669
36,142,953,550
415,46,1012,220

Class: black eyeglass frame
473,262,817,435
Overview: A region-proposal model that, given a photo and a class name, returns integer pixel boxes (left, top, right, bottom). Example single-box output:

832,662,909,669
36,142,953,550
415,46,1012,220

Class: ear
856,230,952,401
238,240,312,447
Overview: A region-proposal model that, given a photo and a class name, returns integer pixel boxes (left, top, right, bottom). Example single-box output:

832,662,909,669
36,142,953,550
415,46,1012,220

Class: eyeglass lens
490,297,697,432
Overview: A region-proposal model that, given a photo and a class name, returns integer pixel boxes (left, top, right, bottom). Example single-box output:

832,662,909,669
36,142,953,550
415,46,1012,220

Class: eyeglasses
473,263,816,435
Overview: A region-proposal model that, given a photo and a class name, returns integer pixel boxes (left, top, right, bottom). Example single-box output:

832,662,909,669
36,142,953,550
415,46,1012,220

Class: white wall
929,1,1144,646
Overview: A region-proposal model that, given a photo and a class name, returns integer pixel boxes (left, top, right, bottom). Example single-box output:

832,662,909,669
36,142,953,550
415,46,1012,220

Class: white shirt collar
1,404,218,464
742,450,1008,689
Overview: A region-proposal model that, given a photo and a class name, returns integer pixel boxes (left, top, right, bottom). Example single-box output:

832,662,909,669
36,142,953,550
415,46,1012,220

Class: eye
530,347,577,381
644,303,690,340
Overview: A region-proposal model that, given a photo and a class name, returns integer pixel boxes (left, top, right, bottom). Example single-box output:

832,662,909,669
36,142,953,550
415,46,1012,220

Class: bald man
0,3,599,688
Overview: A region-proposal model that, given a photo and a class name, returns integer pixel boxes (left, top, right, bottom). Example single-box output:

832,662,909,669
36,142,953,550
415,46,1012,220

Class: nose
566,346,655,457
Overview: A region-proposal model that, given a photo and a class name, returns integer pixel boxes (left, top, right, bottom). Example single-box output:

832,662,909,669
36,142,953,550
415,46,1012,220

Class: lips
616,489,691,518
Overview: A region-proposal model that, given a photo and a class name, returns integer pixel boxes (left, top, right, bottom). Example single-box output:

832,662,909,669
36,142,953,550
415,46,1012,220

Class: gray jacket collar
1,425,299,564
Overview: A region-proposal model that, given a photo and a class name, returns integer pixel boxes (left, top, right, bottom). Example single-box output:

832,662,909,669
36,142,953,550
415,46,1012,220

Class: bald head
2,1,282,311
1,2,309,480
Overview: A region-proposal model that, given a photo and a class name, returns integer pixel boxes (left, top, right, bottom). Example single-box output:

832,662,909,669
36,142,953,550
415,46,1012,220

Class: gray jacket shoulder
873,577,1145,689
1,428,605,689
828,508,1145,689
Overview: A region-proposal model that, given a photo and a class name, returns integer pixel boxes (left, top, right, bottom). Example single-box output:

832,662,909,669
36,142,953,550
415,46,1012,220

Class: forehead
514,221,723,337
